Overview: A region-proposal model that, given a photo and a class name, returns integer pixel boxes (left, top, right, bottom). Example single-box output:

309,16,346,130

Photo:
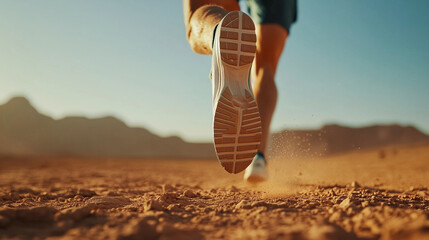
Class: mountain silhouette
271,124,429,158
0,97,216,159
1,96,428,159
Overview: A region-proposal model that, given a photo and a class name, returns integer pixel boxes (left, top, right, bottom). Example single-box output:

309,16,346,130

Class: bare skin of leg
183,0,240,55
252,24,288,154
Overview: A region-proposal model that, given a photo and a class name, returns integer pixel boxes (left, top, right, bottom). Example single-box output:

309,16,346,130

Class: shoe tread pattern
214,88,262,174
219,12,256,68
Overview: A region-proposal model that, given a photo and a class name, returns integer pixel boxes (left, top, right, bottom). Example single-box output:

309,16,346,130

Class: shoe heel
218,11,256,68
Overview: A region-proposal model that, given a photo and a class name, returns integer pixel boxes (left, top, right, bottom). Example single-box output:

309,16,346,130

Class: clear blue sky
1,1,428,142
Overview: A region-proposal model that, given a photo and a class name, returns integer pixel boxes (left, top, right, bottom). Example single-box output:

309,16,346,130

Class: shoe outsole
213,11,262,174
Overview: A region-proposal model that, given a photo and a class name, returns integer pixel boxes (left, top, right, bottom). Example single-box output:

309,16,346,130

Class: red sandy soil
0,144,428,240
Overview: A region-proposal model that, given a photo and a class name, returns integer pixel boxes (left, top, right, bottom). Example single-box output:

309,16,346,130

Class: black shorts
240,0,297,33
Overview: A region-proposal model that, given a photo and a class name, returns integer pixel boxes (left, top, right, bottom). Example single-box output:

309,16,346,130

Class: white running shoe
211,11,262,174
244,153,268,183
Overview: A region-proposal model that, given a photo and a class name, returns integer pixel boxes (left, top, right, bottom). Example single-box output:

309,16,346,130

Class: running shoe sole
213,11,262,174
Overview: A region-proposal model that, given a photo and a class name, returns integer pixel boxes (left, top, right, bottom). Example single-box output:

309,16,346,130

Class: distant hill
1,96,428,159
0,97,216,159
270,124,429,158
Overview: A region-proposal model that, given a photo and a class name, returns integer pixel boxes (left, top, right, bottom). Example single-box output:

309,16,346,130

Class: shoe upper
244,153,268,182
211,24,224,115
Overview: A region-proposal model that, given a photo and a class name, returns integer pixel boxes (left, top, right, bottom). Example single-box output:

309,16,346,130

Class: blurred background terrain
1,96,428,160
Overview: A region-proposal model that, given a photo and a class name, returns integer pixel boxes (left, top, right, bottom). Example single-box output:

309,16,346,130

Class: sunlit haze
1,1,428,142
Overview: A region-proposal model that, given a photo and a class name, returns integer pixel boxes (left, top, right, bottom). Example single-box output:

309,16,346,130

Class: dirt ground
0,144,428,240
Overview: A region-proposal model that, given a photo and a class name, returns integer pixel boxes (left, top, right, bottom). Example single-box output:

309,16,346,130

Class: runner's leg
183,0,240,55
252,24,288,154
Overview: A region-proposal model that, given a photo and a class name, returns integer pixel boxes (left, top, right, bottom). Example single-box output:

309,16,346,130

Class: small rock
73,195,84,201
310,209,319,214
143,199,163,212
167,204,182,212
183,189,196,198
250,201,269,208
226,186,239,192
416,191,426,197
339,198,353,210
77,189,97,197
342,219,353,232
161,184,175,193
327,189,336,197
85,196,131,209
346,207,356,215
361,201,370,208
351,181,361,188
329,211,343,223
159,192,178,203
235,200,251,209
360,207,372,217
184,205,195,212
